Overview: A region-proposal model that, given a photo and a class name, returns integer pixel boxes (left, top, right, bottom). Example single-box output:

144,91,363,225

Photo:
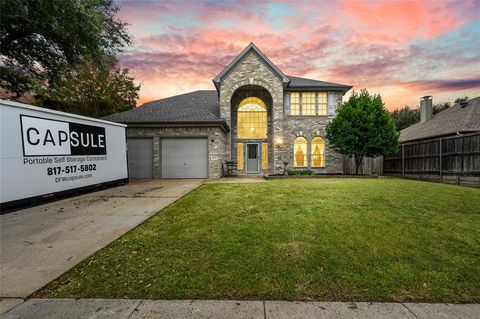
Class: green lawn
36,178,480,302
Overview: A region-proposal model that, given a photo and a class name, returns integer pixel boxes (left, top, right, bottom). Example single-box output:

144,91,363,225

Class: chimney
420,96,433,123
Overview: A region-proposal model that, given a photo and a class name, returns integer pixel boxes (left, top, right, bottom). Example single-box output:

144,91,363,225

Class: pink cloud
341,0,471,41
115,0,480,110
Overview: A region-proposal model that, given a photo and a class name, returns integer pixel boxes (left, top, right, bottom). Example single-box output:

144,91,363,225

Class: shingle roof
400,96,480,142
286,76,352,91
102,90,227,128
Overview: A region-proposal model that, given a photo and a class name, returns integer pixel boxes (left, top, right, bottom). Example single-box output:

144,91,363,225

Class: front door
246,143,260,173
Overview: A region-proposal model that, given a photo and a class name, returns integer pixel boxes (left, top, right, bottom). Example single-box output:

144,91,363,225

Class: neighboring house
400,96,480,143
104,43,352,179
384,96,480,186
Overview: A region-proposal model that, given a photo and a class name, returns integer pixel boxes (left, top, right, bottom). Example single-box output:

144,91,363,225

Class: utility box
1,99,128,211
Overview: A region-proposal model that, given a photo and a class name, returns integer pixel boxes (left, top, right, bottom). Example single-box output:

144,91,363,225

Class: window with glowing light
289,92,328,116
237,97,267,139
318,92,327,116
261,142,268,169
302,92,316,115
291,92,300,115
311,136,325,167
237,143,244,170
294,136,307,167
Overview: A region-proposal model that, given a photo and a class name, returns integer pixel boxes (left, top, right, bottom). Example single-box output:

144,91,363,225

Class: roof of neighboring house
286,76,352,91
400,96,480,142
102,90,228,130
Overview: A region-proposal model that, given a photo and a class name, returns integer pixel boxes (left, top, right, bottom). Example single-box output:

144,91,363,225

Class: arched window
311,137,325,167
237,97,267,139
294,137,307,167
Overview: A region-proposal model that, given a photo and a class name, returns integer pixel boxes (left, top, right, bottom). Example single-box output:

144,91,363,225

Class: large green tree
35,57,140,117
0,0,131,97
326,90,399,174
391,106,420,131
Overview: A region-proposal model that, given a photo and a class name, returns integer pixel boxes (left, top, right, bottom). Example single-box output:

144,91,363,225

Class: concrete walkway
0,179,202,313
2,299,479,319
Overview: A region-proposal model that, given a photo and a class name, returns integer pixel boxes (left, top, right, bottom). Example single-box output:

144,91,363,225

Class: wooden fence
343,156,383,176
383,132,480,186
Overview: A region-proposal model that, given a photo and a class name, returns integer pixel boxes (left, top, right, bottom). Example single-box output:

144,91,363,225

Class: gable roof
102,90,228,130
286,75,352,92
213,43,290,90
400,96,480,142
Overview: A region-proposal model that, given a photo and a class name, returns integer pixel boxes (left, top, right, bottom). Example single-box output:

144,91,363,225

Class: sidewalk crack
126,300,143,319
402,303,420,319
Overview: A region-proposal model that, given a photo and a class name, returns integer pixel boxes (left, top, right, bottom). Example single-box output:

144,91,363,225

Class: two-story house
104,43,352,178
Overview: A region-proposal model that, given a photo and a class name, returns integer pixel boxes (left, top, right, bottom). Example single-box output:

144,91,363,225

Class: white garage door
161,138,208,178
127,138,153,179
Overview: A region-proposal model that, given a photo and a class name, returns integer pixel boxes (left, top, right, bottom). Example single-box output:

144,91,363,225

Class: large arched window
311,137,325,167
237,97,267,139
294,137,307,167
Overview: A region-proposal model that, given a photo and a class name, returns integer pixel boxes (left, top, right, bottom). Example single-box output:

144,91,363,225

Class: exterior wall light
275,137,283,145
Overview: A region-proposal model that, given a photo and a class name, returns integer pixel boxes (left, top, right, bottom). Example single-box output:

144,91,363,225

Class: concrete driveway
0,179,203,313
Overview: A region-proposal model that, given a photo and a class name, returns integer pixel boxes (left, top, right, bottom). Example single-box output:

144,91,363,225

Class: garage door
127,138,153,179
161,138,208,178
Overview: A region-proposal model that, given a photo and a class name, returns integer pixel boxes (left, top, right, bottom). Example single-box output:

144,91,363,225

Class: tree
391,106,419,131
0,0,131,97
454,96,469,104
433,101,450,114
35,57,140,118
326,90,399,174
390,98,461,131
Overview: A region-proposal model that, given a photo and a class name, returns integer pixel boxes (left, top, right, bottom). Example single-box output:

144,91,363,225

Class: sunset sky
116,0,480,110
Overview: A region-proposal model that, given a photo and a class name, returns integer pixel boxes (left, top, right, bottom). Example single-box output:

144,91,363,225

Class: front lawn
36,178,480,302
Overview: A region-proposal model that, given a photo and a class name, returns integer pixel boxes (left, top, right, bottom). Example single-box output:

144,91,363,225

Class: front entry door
246,143,260,173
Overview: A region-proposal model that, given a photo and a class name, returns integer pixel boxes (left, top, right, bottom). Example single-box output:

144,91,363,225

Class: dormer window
289,92,328,116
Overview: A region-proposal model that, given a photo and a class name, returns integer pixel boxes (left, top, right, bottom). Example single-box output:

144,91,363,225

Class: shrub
287,169,314,176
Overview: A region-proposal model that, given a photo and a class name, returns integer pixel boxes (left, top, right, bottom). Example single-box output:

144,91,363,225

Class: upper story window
237,97,267,139
291,92,300,115
289,92,328,116
302,92,316,115
317,92,327,116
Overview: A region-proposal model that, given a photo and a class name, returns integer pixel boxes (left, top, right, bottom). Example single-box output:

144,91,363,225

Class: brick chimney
420,96,433,123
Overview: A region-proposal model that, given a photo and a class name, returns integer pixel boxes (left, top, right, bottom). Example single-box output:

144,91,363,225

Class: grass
36,178,480,302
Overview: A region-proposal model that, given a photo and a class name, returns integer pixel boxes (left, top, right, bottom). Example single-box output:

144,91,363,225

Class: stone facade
127,126,227,178
283,116,344,174
219,51,284,173
218,51,345,175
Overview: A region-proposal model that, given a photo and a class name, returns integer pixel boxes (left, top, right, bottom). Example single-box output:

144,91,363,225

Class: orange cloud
116,0,480,110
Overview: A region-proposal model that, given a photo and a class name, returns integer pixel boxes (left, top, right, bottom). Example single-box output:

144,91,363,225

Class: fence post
402,144,405,176
439,138,442,182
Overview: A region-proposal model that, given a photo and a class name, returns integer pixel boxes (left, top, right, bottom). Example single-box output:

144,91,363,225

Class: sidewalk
2,299,479,319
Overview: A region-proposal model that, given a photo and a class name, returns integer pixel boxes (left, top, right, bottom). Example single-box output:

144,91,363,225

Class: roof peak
213,43,290,91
